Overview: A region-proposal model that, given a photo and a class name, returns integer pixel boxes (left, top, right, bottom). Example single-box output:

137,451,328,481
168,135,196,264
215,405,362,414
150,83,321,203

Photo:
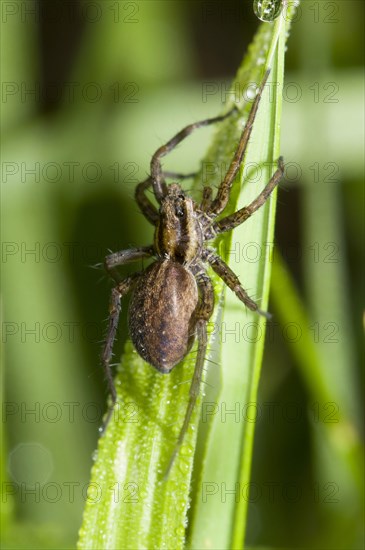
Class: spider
102,70,284,474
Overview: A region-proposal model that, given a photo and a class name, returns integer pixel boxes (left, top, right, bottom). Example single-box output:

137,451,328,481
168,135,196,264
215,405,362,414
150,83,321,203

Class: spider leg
207,70,270,217
135,177,160,225
205,157,284,239
200,186,213,211
102,274,141,404
202,249,271,319
105,246,154,284
151,110,236,204
164,269,214,477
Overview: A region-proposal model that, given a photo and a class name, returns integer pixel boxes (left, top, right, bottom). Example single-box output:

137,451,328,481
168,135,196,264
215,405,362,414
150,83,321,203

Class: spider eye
175,207,185,218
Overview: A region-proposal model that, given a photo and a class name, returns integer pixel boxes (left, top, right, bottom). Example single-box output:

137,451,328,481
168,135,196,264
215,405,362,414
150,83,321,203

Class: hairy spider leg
202,249,271,319
213,157,284,234
205,157,285,240
104,246,154,283
135,177,160,225
200,186,214,211
150,110,236,203
102,246,154,402
165,269,214,477
102,275,140,403
208,70,271,217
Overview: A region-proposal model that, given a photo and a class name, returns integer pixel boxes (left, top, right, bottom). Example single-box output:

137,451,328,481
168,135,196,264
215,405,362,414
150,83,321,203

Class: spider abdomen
128,260,198,373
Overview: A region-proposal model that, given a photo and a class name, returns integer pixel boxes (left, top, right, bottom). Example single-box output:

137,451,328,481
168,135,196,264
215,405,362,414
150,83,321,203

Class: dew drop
178,459,190,475
253,0,282,22
180,443,193,457
176,499,186,512
175,525,185,538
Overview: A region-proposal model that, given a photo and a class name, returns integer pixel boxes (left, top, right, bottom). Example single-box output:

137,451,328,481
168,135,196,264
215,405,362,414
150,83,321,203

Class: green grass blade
231,19,285,550
189,9,298,550
270,250,364,546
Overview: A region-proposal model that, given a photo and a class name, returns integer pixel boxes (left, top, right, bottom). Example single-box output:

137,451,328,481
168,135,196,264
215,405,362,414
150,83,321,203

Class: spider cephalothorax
154,183,203,263
101,70,284,473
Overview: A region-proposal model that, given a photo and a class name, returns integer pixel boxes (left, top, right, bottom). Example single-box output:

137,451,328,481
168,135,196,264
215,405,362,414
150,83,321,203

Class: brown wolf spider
102,70,284,474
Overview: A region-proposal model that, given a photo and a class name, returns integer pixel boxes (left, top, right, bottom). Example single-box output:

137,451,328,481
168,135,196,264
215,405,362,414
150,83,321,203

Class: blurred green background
1,1,364,548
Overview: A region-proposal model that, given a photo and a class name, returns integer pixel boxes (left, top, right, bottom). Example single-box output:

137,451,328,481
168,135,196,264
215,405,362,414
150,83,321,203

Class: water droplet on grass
253,0,283,22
